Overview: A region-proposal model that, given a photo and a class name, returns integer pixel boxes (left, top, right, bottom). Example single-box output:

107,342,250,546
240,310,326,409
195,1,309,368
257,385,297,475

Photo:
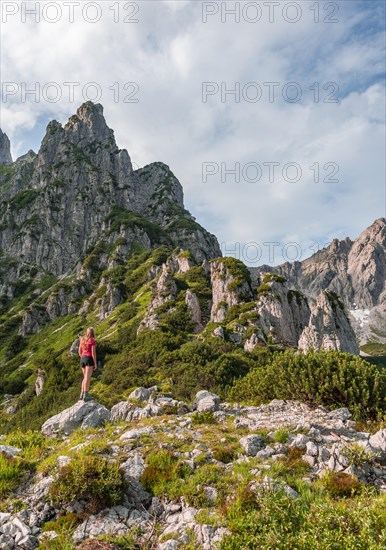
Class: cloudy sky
1,0,385,265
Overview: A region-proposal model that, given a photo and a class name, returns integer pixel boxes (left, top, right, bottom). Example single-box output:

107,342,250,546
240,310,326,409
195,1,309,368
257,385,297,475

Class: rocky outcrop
99,281,125,320
193,390,220,412
298,291,360,354
138,260,178,332
19,306,49,336
347,219,386,308
41,400,110,436
210,259,253,322
0,129,12,164
35,369,45,396
250,218,386,345
139,252,206,332
185,289,203,332
256,276,310,347
209,271,358,354
45,282,86,320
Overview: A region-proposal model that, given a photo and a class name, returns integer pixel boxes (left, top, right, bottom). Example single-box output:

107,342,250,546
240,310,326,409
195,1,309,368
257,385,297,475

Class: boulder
289,434,309,449
120,427,153,441
110,401,134,422
128,387,151,402
369,429,386,459
328,408,352,421
213,326,225,339
155,397,179,408
0,445,21,457
239,434,266,456
255,445,276,459
41,400,110,436
70,338,80,355
120,454,145,481
193,390,220,413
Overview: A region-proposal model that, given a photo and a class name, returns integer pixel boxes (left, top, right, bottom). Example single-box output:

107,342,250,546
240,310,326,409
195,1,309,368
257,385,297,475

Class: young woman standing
78,327,97,401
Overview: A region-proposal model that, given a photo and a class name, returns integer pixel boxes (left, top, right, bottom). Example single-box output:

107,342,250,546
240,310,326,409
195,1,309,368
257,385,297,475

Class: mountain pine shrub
229,350,386,420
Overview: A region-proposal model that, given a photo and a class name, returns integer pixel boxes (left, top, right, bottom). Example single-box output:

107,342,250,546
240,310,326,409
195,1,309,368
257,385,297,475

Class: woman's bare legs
81,367,86,394
83,366,93,393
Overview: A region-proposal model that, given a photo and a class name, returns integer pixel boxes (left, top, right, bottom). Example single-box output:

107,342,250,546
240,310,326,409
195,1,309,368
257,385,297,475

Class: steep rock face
347,219,386,308
0,101,221,284
247,276,357,353
207,267,358,353
210,259,253,322
205,266,359,354
250,218,386,344
19,306,49,336
256,279,310,347
138,253,186,332
0,129,12,164
298,291,360,355
185,289,203,332
99,281,125,320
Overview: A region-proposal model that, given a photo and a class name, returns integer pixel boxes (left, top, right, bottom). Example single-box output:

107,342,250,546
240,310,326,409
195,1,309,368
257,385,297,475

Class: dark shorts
80,355,95,367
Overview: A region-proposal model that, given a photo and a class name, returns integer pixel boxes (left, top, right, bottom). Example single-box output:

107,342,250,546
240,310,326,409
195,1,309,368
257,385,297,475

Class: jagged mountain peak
76,100,104,120
0,102,220,279
38,101,117,157
309,235,353,262
63,101,116,146
352,217,386,247
250,218,386,346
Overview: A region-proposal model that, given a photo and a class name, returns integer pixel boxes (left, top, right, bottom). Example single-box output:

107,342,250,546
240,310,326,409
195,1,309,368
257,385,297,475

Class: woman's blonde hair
81,327,95,344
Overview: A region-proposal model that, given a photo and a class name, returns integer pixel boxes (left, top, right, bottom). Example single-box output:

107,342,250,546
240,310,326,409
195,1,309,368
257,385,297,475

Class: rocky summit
0,101,220,287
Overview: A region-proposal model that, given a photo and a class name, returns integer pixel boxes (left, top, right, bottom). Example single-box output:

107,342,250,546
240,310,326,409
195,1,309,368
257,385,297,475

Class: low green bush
191,411,217,425
319,471,363,498
272,428,289,444
0,453,31,499
229,350,386,420
212,444,239,464
141,449,191,497
49,455,125,513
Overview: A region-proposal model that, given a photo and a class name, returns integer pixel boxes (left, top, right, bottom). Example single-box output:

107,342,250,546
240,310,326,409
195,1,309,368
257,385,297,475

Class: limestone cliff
250,218,386,345
0,129,12,164
0,102,220,294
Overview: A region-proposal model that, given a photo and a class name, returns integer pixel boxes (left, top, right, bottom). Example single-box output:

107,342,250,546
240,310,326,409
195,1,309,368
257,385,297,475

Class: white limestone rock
41,400,110,436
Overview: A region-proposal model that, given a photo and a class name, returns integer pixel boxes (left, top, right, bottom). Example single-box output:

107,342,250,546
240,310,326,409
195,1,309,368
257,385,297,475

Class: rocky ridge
0,388,385,549
0,101,220,295
207,262,358,354
250,218,386,346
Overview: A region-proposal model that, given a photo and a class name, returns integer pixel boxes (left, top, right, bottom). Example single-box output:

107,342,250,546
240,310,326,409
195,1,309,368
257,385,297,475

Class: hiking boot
83,392,92,402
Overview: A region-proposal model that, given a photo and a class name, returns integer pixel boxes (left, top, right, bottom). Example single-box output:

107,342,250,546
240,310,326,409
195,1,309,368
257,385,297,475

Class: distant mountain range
250,218,386,347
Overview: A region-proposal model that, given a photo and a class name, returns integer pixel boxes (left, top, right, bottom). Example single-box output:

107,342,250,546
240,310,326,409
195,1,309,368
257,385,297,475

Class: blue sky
1,0,385,265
